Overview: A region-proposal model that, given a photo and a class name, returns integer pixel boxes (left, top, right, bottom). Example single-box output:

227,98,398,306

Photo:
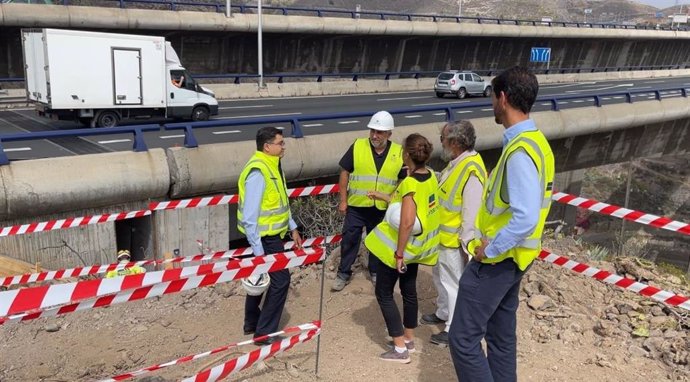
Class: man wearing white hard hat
332,111,405,292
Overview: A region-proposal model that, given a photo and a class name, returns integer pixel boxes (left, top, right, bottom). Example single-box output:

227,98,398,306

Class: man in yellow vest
420,120,486,347
105,250,146,278
449,67,555,381
237,126,303,346
332,111,405,292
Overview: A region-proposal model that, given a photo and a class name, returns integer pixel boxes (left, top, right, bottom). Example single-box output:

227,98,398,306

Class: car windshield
438,73,455,80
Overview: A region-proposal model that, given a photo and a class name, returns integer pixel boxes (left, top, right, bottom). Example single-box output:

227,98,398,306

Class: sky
631,0,690,9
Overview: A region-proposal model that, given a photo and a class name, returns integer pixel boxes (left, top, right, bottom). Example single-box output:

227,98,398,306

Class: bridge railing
0,86,688,163
3,0,687,31
2,65,688,84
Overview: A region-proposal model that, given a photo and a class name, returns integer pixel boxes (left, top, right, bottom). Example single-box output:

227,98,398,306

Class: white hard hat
385,202,422,235
367,111,394,131
117,249,131,262
242,273,270,296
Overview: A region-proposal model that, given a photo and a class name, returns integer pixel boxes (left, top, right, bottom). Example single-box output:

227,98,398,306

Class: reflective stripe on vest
370,226,438,264
347,138,403,210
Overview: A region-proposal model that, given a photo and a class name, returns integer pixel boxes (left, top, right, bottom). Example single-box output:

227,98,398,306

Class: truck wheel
96,111,120,128
456,87,467,99
191,106,210,122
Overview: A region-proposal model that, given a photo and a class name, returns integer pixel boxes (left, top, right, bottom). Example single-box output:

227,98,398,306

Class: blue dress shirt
241,169,298,256
485,119,542,259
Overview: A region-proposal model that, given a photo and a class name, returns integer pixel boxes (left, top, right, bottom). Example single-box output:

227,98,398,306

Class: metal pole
225,0,230,17
457,0,462,17
314,245,329,376
619,158,634,256
258,0,264,88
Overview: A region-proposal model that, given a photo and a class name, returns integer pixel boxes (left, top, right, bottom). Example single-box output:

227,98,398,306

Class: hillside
265,0,659,24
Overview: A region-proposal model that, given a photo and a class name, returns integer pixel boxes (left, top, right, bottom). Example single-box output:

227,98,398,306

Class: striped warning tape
0,248,324,325
183,327,321,382
552,191,690,236
0,184,339,238
538,249,690,311
0,248,324,322
100,321,320,382
0,235,341,287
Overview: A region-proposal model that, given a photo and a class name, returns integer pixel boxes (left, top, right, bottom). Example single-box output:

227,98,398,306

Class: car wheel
435,92,444,98
96,111,120,128
456,87,467,99
483,86,492,97
191,106,210,122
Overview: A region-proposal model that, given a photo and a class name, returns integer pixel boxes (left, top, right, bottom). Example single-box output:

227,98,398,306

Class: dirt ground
1,237,688,382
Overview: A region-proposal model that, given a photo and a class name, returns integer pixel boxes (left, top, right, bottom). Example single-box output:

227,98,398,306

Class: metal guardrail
2,65,688,84
1,0,687,31
0,86,687,164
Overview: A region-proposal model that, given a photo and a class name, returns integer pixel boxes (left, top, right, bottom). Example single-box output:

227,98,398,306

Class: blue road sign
530,47,551,63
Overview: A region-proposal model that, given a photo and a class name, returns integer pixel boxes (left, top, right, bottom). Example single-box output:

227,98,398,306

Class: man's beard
441,147,455,162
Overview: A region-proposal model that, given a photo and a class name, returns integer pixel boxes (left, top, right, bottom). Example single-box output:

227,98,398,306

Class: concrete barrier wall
2,4,690,40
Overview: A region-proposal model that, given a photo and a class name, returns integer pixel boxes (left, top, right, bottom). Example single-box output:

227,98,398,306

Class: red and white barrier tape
539,250,690,311
0,234,342,287
552,192,690,236
0,248,324,320
101,321,320,382
0,210,151,238
183,327,321,382
0,184,339,238
0,248,324,325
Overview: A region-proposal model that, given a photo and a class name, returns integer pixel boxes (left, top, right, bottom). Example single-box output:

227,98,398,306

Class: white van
22,28,218,127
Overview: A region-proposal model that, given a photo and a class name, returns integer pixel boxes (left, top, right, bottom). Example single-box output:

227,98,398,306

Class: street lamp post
258,0,264,88
225,0,231,17
457,0,462,18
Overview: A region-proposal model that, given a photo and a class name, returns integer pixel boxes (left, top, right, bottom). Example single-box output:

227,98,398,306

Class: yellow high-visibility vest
237,151,290,238
468,129,555,271
105,265,146,278
364,172,440,269
347,138,403,210
438,153,487,248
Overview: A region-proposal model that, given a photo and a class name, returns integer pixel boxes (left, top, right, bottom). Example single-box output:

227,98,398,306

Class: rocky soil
0,236,688,381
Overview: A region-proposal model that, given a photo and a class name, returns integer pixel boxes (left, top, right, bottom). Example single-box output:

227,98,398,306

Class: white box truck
21,28,218,127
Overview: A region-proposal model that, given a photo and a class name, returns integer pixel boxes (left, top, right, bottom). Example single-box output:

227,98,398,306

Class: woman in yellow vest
364,133,440,364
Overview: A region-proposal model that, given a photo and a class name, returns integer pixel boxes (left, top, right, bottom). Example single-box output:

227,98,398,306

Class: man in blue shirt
449,67,554,382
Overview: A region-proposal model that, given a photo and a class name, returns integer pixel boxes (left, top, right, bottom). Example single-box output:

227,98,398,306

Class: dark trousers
374,260,419,338
449,259,527,382
244,235,291,338
337,206,385,280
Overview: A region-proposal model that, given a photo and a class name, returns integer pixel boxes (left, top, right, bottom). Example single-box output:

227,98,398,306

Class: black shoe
243,327,256,335
253,335,285,346
430,331,449,346
420,313,446,325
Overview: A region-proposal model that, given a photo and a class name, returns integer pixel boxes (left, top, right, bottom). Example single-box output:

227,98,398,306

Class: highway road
1,76,689,161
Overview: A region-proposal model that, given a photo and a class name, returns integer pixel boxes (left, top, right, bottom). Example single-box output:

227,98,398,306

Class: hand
395,254,406,273
473,238,489,262
338,200,347,215
367,191,385,200
291,229,303,250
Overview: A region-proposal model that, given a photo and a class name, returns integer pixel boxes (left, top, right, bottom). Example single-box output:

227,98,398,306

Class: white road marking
457,110,474,114
560,101,569,104
602,97,611,100
4,107,33,111
215,112,302,120
433,112,447,116
219,105,273,110
642,80,667,84
303,123,323,127
160,134,186,139
566,83,634,93
541,102,552,106
613,96,624,99
412,100,470,107
378,96,430,101
573,100,585,103
404,115,423,119
211,130,241,135
338,121,360,125
480,108,493,111
541,82,596,88
98,139,132,144
3,147,31,152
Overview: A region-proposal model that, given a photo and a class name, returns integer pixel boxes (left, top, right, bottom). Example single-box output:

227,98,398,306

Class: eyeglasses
267,141,285,147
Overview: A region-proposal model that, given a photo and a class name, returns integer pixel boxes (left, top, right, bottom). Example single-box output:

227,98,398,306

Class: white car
434,71,492,99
